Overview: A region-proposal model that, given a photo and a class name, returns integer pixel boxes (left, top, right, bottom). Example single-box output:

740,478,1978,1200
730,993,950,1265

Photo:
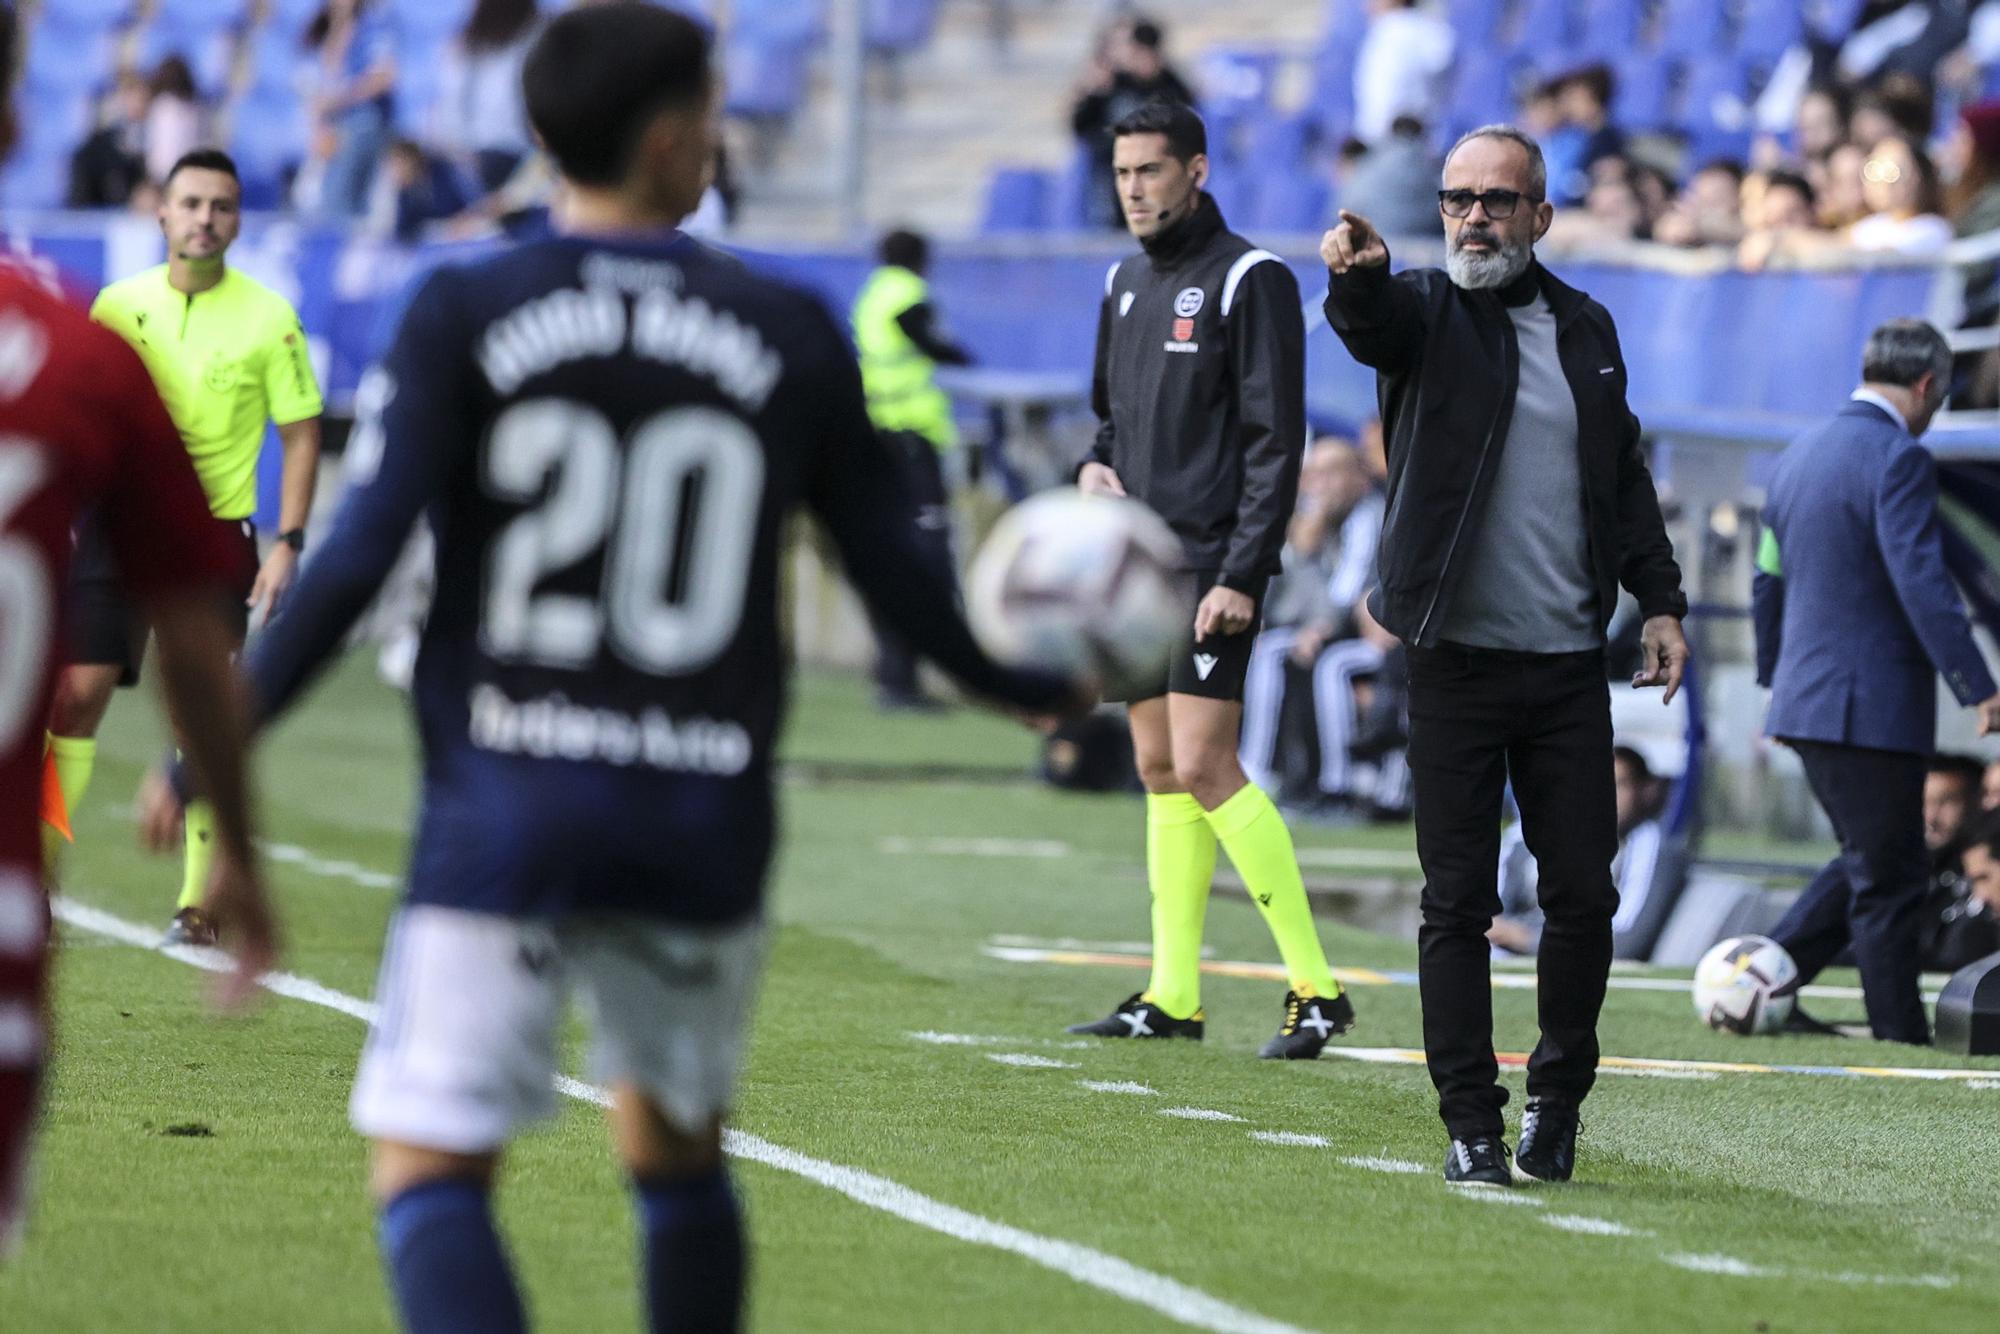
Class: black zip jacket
1323,254,1686,647
1087,195,1305,591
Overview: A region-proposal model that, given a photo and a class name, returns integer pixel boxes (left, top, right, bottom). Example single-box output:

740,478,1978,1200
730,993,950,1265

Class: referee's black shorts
1114,567,1266,705
65,511,260,685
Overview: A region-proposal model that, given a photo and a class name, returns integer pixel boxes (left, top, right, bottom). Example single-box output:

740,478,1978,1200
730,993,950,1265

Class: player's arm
250,310,328,622
1218,258,1306,597
96,337,272,998
801,309,1077,712
246,270,469,725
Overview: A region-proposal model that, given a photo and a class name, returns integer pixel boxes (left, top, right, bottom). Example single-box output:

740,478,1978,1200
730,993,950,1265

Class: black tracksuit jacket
1323,254,1686,647
1086,195,1304,594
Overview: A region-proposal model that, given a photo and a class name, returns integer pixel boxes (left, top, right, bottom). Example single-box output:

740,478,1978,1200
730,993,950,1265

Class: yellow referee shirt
90,265,323,521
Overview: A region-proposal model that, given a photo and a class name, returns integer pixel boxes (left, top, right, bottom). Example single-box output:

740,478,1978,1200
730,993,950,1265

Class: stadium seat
735,0,824,45
264,0,323,35
866,0,937,54
1247,173,1329,234
1674,56,1750,135
152,0,254,31
723,34,811,120
1321,0,1369,50
229,89,309,211
979,167,1052,235
1508,0,1578,56
1200,46,1283,127
1577,0,1643,62
1610,50,1674,133
1048,143,1096,230
1304,37,1358,142
1442,48,1517,140
1656,0,1730,59
1734,0,1804,65
385,0,474,42
130,21,238,98
38,0,134,27
1444,0,1507,46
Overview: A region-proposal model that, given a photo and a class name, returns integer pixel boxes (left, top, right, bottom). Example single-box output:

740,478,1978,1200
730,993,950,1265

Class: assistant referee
46,148,322,945
1067,101,1354,1058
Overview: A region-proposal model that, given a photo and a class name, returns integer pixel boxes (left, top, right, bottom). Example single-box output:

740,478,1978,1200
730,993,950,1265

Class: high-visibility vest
851,264,956,449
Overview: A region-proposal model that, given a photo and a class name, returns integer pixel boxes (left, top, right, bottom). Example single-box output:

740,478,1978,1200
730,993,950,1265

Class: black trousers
1769,741,1930,1044
870,430,954,699
1407,645,1619,1137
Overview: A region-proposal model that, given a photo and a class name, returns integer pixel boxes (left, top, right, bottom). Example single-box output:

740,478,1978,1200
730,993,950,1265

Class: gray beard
1447,239,1532,290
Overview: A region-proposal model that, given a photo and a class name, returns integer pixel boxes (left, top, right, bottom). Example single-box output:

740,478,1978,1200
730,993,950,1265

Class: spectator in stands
435,0,541,196
1544,66,1624,207
1739,170,1822,270
1353,0,1454,146
1815,140,1873,228
371,139,474,241
1851,74,1937,146
1489,746,1668,959
1852,135,1954,252
68,70,149,209
1338,116,1441,239
1913,754,1996,973
143,57,205,191
1937,811,2000,969
303,0,399,220
1797,85,1854,163
1984,756,2000,810
1756,2,1967,134
1945,102,2000,405
1653,160,1749,248
1070,16,1195,230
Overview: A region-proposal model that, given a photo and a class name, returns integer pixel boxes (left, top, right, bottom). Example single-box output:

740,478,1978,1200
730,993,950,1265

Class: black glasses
1438,188,1538,219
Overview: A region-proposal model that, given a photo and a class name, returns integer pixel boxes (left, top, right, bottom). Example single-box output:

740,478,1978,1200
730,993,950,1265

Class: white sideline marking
1663,1253,1771,1278
879,836,1071,859
908,1031,1091,1050
1968,1079,2000,1091
1293,848,1423,870
991,934,1215,959
1338,1156,1427,1175
1448,1185,1544,1207
1079,1081,1158,1096
1159,1108,1246,1123
263,841,399,891
1543,1215,1645,1237
54,898,1316,1334
987,1053,1079,1070
1248,1131,1330,1149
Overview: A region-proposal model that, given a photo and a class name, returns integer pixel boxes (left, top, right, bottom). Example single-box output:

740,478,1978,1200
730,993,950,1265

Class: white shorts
351,905,764,1154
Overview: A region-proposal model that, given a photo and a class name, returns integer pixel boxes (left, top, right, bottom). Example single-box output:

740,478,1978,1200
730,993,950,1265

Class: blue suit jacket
1753,400,1996,754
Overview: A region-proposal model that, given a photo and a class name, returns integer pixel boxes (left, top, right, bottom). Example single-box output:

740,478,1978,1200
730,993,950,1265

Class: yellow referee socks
1140,792,1215,1021
1203,784,1340,999
177,801,216,912
44,734,96,863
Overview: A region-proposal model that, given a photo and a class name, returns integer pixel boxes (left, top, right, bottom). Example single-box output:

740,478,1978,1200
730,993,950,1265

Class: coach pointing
1322,125,1688,1186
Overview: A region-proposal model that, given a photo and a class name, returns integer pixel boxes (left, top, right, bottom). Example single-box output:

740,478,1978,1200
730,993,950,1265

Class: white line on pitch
260,841,400,891
908,1030,1093,1051
986,1053,1079,1070
1159,1108,1247,1123
1543,1215,1646,1237
53,897,1316,1334
1338,1156,1427,1175
1248,1131,1330,1148
1448,1185,1545,1207
878,836,1072,859
1079,1080,1158,1096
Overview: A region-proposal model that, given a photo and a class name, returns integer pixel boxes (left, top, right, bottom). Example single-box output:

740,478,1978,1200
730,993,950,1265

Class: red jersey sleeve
91,330,240,600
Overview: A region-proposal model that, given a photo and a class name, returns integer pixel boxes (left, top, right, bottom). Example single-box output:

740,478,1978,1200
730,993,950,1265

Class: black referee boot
1258,989,1355,1059
1443,1134,1512,1187
1515,1097,1580,1183
1067,993,1203,1040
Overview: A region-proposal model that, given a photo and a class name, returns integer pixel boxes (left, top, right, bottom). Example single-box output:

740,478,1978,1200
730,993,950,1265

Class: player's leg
0,873,49,1259
351,907,562,1333
1069,694,1215,1035
173,521,260,933
569,916,760,1334
44,664,121,856
47,515,143,864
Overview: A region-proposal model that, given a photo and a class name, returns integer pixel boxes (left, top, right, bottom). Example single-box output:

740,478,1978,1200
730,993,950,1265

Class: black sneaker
1258,989,1355,1059
1782,1005,1844,1037
163,907,217,948
1515,1098,1580,1183
1443,1134,1512,1187
1066,993,1203,1040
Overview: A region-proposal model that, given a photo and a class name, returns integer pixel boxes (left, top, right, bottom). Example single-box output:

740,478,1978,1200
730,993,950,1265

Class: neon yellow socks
178,800,216,912
1203,784,1340,999
1140,792,1215,1020
43,734,96,863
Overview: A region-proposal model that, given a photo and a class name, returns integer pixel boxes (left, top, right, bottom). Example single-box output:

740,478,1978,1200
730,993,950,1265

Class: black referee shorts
65,512,260,685
1115,568,1265,705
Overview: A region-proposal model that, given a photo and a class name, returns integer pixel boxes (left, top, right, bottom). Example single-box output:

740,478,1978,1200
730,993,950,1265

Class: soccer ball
966,490,1191,699
1691,935,1800,1035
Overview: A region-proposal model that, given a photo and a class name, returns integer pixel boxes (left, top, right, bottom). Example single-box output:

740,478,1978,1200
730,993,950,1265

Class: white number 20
480,400,764,676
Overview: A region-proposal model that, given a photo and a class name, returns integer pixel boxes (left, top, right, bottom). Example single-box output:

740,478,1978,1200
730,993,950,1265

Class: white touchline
1542,1215,1645,1237
260,841,400,891
52,897,1320,1334
907,1030,1091,1051
1158,1108,1248,1123
1078,1081,1158,1096
986,1053,1079,1070
1447,1185,1545,1207
1338,1156,1427,1175
1248,1132,1330,1148
878,836,1072,859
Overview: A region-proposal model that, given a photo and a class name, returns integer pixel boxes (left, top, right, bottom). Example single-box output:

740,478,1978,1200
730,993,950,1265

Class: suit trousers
1407,645,1619,1137
1769,741,1930,1044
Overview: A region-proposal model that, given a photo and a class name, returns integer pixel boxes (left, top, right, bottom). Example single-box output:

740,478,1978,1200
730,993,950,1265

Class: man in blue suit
1754,319,2000,1044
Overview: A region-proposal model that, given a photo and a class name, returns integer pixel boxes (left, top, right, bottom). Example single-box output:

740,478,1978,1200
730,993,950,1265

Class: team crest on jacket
1173,287,1204,317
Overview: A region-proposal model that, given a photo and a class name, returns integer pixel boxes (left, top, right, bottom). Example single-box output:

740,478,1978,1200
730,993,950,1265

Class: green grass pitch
4,655,1998,1332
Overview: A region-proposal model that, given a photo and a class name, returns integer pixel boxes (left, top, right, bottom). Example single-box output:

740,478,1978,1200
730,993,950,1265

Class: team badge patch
1174,287,1205,318
1173,318,1194,340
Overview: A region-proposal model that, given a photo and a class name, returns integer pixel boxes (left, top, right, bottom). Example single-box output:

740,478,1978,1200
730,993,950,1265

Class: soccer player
1069,100,1356,1058
142,6,1074,1330
0,3,269,1257
48,148,322,945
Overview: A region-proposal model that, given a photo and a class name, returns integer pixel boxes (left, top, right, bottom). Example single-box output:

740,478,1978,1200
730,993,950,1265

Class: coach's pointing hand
1322,211,1389,274
1633,614,1690,705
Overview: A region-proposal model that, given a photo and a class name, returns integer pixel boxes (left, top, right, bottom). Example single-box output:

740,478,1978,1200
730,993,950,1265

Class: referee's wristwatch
277,528,306,553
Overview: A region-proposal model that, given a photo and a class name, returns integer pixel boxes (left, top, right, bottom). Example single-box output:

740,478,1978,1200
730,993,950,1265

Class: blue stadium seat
1656,0,1730,59
131,20,238,98
866,0,937,53
735,0,823,45
723,34,810,119
38,0,134,27
264,0,323,35
1247,174,1329,234
1201,46,1283,127
22,20,117,99
386,0,475,42
153,0,254,31
1321,0,1369,49
229,88,309,210
1735,0,1804,64
979,167,1052,235
1305,37,1358,141
1445,0,1507,45
1675,56,1750,134
1611,50,1674,133
0,149,70,211
1509,0,1578,55
1442,48,1516,140
1048,143,1096,230
1578,0,1643,62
